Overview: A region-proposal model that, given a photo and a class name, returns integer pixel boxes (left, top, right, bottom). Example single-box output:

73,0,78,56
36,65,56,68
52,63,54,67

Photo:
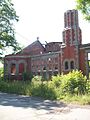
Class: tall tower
61,10,82,72
62,10,82,46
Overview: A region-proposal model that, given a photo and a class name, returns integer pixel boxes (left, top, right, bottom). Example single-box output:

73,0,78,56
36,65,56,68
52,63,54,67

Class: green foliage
51,75,61,88
22,72,33,81
0,67,4,78
0,70,90,104
30,82,56,100
32,75,42,82
0,80,25,94
86,80,90,93
62,70,87,95
52,70,87,95
0,0,21,55
0,79,56,100
60,94,90,105
75,0,90,21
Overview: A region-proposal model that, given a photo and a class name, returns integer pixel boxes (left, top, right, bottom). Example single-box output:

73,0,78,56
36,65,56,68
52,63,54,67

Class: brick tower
63,9,82,45
62,10,82,73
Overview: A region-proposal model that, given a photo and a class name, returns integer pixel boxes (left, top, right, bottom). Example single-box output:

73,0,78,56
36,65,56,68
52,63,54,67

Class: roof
22,40,45,54
80,43,90,49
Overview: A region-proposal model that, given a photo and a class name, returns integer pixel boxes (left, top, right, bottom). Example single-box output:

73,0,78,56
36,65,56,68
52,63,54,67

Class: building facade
4,9,90,80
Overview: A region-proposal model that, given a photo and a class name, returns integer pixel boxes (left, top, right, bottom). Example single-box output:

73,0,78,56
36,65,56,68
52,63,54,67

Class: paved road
0,92,90,120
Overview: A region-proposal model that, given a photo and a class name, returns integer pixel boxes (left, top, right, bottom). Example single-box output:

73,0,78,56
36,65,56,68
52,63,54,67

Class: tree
75,0,90,21
0,0,21,56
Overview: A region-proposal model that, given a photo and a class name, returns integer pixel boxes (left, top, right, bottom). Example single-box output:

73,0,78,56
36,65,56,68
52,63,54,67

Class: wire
15,31,30,41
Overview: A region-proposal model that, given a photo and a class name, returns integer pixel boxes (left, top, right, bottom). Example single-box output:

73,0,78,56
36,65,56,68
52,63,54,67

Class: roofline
80,43,90,49
5,51,61,59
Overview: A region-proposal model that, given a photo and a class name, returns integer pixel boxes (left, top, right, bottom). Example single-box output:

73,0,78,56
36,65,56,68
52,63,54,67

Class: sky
12,0,90,48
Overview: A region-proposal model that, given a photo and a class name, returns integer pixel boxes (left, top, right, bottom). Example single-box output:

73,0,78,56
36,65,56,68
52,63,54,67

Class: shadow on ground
0,92,67,111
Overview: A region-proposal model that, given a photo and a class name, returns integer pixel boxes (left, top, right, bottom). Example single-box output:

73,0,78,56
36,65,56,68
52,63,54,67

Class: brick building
4,9,90,80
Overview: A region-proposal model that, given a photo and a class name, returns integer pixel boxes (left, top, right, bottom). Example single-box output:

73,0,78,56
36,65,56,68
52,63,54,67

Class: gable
22,40,45,55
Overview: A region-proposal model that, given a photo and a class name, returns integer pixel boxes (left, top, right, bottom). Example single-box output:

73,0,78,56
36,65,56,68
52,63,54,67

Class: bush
32,75,42,82
0,70,90,104
52,70,87,95
0,67,4,78
22,72,33,81
51,75,61,88
86,80,90,94
62,71,85,95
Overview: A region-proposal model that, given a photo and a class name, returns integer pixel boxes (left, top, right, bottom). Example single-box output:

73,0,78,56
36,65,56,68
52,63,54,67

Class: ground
0,92,90,120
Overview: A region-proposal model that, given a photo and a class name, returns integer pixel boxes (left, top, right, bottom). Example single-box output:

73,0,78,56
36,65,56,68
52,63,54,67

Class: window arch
63,59,70,71
18,60,27,73
70,60,74,69
65,61,69,70
11,63,16,75
64,59,75,71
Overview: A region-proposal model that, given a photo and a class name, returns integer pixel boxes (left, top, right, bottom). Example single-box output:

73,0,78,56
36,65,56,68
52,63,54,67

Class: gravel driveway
0,92,90,120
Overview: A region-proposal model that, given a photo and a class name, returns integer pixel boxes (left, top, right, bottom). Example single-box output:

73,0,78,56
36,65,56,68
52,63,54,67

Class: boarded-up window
19,63,24,73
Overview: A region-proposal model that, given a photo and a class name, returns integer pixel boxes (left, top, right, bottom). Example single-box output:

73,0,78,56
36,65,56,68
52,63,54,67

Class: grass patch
60,94,90,105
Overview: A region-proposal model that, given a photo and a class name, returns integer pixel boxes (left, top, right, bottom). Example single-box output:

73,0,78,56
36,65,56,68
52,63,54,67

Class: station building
4,9,90,80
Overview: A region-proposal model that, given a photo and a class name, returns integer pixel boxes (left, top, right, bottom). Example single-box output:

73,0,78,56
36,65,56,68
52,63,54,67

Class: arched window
70,61,74,69
65,61,69,70
11,63,16,75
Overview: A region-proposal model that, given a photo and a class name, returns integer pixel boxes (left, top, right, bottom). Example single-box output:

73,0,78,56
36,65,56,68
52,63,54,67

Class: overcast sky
12,0,90,47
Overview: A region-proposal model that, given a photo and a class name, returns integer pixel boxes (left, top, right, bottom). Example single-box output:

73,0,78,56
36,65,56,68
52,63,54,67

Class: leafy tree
0,0,21,55
75,0,90,21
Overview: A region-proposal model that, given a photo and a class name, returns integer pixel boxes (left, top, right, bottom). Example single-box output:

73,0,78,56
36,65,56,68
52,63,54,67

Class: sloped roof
22,40,45,54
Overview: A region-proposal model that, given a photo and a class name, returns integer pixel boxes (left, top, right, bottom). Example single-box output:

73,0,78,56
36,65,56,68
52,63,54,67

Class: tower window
65,61,69,70
70,61,74,69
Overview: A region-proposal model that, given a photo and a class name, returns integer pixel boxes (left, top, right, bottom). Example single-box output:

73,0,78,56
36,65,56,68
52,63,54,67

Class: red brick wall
63,45,76,59
4,56,31,80
22,41,45,55
26,57,31,72
61,45,77,74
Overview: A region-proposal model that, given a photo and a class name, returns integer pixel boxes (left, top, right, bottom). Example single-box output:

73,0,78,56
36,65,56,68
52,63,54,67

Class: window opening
65,61,69,70
70,61,74,69
11,63,16,75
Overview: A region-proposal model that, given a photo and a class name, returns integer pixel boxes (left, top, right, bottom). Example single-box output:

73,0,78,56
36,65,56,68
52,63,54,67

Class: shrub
51,70,87,95
86,80,90,94
51,75,61,88
32,75,42,82
0,67,4,78
0,70,90,104
61,70,87,95
22,72,33,81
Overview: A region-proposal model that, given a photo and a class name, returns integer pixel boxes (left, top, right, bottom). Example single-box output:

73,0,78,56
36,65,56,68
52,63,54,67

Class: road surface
0,92,90,120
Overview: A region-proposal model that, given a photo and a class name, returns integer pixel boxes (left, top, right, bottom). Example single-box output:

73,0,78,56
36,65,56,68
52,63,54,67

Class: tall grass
0,70,90,104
